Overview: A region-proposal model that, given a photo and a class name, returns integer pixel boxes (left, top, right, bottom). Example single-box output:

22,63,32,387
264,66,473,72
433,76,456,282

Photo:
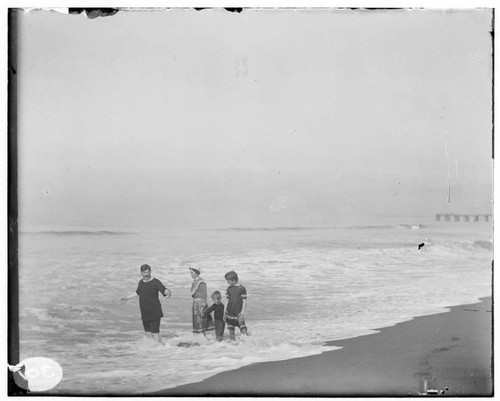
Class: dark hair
211,291,221,298
224,271,238,281
140,264,151,272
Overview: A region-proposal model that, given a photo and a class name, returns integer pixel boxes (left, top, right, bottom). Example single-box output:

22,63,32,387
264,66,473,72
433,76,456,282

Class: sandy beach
155,297,492,396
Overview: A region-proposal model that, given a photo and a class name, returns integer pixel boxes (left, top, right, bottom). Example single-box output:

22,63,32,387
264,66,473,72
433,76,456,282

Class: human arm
199,282,208,312
237,286,247,324
238,298,247,324
120,292,138,304
121,282,141,304
223,290,228,321
157,280,171,299
203,303,215,316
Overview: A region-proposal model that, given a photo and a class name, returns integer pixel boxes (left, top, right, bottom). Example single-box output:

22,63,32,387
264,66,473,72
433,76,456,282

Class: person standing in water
121,264,171,343
203,291,226,341
224,270,248,340
189,267,213,335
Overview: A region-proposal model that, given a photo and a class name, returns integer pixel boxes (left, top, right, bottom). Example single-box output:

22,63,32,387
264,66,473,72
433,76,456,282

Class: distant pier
435,214,492,222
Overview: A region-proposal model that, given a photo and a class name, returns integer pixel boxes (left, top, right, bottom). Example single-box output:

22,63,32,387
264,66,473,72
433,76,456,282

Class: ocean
17,217,492,395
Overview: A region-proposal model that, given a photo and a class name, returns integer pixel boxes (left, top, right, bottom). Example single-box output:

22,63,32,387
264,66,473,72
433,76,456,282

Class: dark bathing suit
136,278,167,334
205,302,225,340
225,284,247,330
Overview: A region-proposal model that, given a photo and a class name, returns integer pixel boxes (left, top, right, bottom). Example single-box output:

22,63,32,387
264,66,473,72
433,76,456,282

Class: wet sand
154,297,492,396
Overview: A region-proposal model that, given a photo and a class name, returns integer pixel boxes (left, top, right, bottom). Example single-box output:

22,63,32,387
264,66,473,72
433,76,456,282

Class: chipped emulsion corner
19,7,244,19
19,8,118,19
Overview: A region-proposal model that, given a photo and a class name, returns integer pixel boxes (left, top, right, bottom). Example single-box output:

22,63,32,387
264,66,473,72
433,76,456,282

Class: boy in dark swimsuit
223,271,248,340
203,291,225,341
121,264,171,343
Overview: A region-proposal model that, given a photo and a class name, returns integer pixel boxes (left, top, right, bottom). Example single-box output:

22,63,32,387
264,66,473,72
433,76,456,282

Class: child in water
223,271,248,340
203,291,225,341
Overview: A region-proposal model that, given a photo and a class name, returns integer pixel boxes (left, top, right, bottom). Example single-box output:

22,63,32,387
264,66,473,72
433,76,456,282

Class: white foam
18,224,492,394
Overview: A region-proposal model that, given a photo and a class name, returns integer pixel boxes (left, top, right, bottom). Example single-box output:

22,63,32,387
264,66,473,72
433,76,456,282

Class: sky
16,8,493,228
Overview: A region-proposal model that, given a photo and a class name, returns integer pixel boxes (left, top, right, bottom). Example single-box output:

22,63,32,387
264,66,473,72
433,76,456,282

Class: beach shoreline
153,297,492,396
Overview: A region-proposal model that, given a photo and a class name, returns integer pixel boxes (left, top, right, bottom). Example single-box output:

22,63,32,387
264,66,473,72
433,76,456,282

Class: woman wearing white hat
189,267,213,335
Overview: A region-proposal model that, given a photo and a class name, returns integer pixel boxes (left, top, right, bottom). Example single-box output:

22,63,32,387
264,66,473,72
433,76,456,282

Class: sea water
17,218,492,394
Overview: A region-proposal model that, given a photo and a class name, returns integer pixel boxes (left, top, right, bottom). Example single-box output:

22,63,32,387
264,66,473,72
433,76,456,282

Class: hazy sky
17,9,493,228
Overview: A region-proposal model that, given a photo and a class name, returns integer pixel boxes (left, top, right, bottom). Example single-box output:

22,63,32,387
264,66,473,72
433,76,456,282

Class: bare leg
145,332,153,340
229,329,236,341
151,333,162,344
